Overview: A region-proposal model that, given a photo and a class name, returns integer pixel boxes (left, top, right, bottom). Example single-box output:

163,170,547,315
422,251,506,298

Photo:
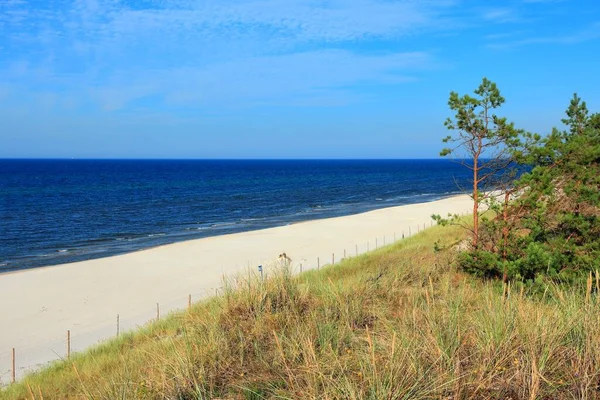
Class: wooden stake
332,253,334,265
376,238,378,249
409,226,411,236
156,303,160,321
67,330,71,359
188,294,192,309
317,257,320,269
355,244,358,256
11,348,15,384
117,314,120,337
344,249,346,259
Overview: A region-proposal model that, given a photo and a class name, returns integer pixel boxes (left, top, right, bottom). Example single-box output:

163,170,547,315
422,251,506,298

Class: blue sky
1,0,599,158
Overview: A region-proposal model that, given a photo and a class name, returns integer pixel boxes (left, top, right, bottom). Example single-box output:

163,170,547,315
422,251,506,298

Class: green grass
3,223,600,399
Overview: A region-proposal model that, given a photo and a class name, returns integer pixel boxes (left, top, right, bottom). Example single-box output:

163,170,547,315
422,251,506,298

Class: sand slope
0,195,471,383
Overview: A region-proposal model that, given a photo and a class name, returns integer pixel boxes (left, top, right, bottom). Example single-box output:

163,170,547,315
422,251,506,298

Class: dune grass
3,223,600,399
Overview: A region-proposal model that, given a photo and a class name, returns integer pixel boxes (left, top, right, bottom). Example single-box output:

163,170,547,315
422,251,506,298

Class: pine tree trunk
473,154,479,249
502,191,510,282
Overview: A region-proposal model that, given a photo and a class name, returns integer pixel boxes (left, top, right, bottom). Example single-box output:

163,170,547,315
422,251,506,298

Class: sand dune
0,194,471,383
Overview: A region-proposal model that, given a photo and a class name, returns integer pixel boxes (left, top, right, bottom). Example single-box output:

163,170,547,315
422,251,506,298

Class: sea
0,159,472,272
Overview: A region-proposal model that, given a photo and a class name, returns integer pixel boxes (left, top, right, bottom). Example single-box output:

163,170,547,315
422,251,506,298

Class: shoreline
0,194,472,383
2,192,463,274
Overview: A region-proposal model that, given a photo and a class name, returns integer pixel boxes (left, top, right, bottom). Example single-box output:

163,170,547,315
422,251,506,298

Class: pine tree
470,94,600,282
438,78,522,249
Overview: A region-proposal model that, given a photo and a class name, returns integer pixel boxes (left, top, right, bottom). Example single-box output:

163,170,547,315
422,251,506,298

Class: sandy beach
0,194,471,383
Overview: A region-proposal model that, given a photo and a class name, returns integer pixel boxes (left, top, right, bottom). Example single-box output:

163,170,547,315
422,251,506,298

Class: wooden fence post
355,245,358,256
332,253,334,265
11,348,15,384
317,257,320,269
156,303,160,321
117,314,120,337
67,330,71,359
188,294,192,309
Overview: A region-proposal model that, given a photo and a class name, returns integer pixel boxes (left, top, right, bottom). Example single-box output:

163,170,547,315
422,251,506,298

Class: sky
1,0,599,159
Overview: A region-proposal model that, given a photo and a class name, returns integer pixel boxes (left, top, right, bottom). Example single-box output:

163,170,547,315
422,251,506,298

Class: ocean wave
210,222,237,228
86,237,117,244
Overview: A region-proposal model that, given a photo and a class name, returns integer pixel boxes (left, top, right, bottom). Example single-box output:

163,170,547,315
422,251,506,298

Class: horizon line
0,157,451,161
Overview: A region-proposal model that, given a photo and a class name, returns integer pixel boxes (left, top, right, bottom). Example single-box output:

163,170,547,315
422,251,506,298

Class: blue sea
0,159,471,272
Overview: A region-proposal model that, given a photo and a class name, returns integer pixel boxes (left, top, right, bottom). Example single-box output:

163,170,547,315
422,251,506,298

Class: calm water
0,159,471,272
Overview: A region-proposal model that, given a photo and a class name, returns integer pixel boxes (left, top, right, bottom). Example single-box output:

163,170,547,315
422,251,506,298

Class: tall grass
3,223,600,399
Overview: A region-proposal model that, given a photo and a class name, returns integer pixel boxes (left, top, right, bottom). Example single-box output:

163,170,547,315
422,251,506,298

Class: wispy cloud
84,50,432,110
3,0,594,112
0,0,454,109
522,0,566,3
486,21,600,49
0,0,457,56
482,7,521,23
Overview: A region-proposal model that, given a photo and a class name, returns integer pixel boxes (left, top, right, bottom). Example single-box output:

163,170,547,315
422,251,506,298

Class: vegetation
438,77,523,249
4,223,600,399
443,80,600,285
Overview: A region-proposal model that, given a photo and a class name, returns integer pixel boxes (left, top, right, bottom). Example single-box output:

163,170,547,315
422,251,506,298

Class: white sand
0,195,471,383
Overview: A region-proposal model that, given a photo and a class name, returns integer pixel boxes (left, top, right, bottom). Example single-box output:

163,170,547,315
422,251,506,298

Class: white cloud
1,0,455,53
0,0,450,109
522,0,566,3
486,21,600,49
89,50,433,109
97,0,449,42
482,8,520,23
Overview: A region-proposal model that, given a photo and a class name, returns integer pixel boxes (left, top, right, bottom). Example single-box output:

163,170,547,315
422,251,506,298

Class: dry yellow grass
3,222,600,399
